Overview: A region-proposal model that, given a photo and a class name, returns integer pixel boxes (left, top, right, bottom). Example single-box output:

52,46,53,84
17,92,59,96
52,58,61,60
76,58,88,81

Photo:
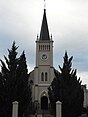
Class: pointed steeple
40,9,50,40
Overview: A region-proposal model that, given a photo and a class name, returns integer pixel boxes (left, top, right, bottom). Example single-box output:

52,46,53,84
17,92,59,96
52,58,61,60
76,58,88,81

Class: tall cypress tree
16,51,32,117
48,52,84,117
0,41,18,117
0,42,32,117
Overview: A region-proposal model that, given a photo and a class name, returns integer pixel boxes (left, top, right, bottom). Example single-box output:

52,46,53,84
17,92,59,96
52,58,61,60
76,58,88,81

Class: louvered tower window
41,72,44,81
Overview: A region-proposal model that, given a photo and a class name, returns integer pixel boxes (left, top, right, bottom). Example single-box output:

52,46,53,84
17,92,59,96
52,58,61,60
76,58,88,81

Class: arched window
41,72,44,81
41,45,42,50
49,45,50,50
45,72,48,81
47,45,48,50
39,45,40,50
45,45,46,50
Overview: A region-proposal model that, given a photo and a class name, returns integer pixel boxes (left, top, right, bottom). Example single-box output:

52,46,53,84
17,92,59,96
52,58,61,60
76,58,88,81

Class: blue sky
0,0,88,87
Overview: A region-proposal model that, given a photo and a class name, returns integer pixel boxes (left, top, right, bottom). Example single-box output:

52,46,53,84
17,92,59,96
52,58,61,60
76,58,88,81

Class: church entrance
41,96,48,110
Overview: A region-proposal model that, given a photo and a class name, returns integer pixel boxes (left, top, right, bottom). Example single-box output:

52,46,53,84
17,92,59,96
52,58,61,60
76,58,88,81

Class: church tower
33,8,55,110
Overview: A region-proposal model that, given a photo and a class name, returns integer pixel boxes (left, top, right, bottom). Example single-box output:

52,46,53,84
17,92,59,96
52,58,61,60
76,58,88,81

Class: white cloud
77,72,88,88
27,64,34,73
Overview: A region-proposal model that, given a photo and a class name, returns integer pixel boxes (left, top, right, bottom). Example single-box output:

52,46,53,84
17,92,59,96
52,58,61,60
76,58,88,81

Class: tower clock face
41,54,48,60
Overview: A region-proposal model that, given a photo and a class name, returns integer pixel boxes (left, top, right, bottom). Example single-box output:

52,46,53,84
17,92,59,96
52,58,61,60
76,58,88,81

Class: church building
30,8,55,113
29,5,88,117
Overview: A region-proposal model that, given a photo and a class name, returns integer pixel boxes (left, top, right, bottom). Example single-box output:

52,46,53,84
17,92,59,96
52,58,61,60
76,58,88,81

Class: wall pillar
56,101,62,117
12,101,18,117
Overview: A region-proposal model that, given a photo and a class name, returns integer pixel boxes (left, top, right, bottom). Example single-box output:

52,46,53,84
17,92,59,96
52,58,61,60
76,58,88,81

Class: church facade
30,8,55,111
29,7,88,117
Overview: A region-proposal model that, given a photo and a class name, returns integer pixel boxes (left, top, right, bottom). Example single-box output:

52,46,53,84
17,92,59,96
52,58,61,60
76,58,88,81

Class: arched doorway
41,96,48,110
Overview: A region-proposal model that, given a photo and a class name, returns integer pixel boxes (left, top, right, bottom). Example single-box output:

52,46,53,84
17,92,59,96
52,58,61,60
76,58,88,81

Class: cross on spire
44,0,46,9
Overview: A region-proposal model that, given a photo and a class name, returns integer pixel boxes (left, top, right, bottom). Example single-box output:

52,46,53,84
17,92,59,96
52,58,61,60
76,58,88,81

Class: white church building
30,8,55,112
29,7,88,116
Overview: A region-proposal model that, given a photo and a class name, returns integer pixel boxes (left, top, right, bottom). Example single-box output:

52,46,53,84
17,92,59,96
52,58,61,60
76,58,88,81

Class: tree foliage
48,51,84,117
0,42,32,117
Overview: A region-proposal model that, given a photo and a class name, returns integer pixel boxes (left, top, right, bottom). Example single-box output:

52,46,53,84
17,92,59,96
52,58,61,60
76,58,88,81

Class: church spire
39,8,50,40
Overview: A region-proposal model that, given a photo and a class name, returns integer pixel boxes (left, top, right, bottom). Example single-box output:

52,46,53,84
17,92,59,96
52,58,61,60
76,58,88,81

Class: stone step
44,115,51,117
30,114,53,117
37,109,50,114
36,114,52,117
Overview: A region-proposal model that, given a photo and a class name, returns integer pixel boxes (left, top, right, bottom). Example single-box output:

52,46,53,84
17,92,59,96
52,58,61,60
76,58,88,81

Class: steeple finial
44,0,46,10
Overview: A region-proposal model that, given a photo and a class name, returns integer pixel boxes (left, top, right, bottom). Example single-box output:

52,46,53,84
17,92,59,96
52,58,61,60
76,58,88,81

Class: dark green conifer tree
48,52,84,117
16,51,32,117
0,42,32,117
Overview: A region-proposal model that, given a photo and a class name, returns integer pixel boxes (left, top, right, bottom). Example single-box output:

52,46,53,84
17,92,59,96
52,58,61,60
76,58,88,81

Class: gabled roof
39,9,50,40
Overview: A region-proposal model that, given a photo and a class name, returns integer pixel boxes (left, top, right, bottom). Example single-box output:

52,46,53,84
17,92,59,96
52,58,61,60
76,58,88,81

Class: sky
0,0,88,87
